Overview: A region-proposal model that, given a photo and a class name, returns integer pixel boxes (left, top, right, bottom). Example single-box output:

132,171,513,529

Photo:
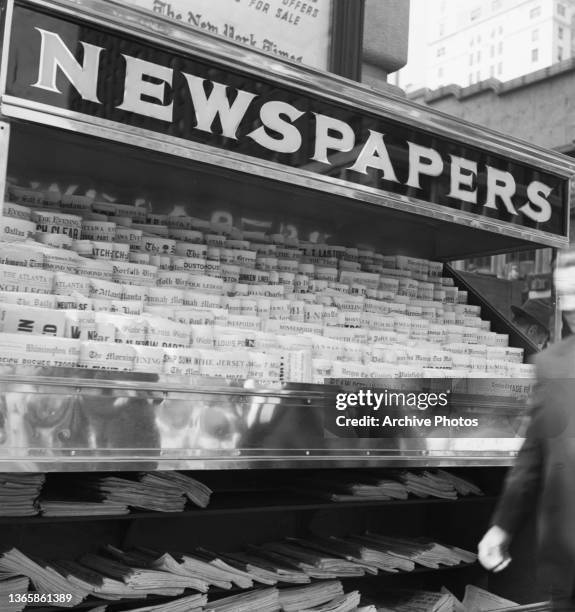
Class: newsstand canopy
1,0,574,259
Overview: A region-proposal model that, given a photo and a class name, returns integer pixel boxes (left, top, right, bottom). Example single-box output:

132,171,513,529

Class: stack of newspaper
434,470,483,496
36,472,212,516
139,473,212,508
108,546,245,591
397,472,459,500
294,533,476,575
0,573,29,612
299,590,361,612
375,588,461,612
218,551,311,585
52,559,154,601
296,538,379,575
205,587,280,612
114,593,207,612
278,580,345,611
261,541,365,578
324,478,409,502
0,549,88,607
41,545,213,602
0,473,44,516
312,537,414,573
78,552,199,597
83,472,212,512
347,478,410,500
292,470,482,502
214,552,279,586
290,476,407,502
362,534,477,569
40,499,129,517
374,584,516,612
190,549,254,589
73,476,188,513
461,584,518,610
394,470,483,500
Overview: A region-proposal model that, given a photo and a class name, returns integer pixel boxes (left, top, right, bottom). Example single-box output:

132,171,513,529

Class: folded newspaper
204,587,280,612
0,473,44,517
462,585,518,611
0,573,29,612
279,580,345,611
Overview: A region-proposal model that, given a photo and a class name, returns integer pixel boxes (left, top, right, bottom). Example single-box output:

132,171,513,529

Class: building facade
410,57,575,283
401,0,575,92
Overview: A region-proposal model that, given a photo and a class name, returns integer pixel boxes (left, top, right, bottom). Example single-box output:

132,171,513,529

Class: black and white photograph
0,0,574,610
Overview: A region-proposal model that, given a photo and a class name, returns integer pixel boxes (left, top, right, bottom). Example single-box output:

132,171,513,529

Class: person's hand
478,525,512,572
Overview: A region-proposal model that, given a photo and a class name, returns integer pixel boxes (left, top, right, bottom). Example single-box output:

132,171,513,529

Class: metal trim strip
0,380,325,398
0,121,10,220
15,446,523,454
0,454,519,472
2,97,569,249
0,0,14,97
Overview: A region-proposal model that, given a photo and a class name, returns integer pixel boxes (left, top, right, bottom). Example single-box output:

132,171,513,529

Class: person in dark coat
479,252,575,608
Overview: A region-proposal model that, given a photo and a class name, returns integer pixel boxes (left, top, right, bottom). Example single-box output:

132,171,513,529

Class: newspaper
462,585,518,611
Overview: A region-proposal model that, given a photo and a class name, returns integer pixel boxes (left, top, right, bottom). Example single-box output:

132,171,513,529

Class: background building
397,0,575,92
409,54,575,307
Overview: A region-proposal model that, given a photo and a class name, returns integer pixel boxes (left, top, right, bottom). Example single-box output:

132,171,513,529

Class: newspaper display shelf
0,1,571,608
0,0,573,472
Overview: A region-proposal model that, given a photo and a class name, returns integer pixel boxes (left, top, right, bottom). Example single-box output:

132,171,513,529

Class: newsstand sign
2,2,570,241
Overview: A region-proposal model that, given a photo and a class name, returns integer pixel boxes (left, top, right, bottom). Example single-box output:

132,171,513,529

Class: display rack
0,0,572,471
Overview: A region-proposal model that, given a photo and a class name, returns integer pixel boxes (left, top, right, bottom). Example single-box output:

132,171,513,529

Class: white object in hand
478,525,512,572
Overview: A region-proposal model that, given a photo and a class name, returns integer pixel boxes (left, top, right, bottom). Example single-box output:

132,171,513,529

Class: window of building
558,3,566,16
470,54,474,65
439,23,445,36
490,45,495,56
558,47,564,61
532,29,539,41
477,50,481,61
437,46,445,56
490,65,495,77
491,29,496,38
498,41,503,53
530,6,541,18
559,26,564,39
532,48,539,61
469,74,474,85
471,7,481,20
499,25,503,34
438,67,443,78
492,0,502,10
498,62,503,74
476,70,481,80
478,34,482,42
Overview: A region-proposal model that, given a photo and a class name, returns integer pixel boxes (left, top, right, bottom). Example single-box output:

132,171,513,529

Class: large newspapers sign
3,3,570,243
124,0,333,69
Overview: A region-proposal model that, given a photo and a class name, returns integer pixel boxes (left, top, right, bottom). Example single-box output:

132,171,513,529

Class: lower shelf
0,493,498,525
25,562,479,612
